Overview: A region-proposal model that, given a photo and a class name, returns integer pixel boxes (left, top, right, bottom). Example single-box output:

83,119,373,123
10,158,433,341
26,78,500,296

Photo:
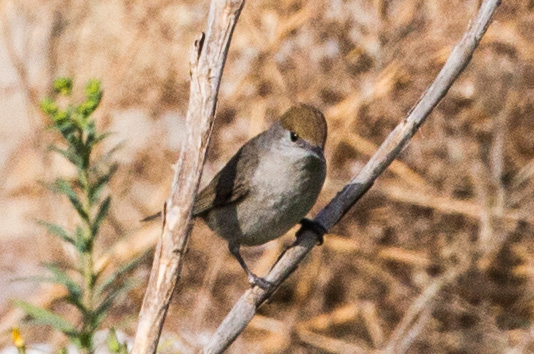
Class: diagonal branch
203,0,501,352
131,1,245,353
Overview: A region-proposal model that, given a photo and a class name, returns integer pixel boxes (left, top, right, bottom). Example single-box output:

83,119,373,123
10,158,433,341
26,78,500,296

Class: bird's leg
228,243,273,290
298,218,327,245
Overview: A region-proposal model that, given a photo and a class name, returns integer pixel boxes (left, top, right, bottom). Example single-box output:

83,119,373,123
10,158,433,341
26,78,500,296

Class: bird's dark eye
290,131,299,142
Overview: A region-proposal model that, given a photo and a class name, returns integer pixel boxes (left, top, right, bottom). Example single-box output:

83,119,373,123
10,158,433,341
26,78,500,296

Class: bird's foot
248,274,274,290
298,218,327,245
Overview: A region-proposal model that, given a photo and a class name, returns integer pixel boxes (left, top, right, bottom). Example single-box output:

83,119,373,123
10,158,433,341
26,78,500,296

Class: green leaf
85,79,102,102
55,119,77,140
15,300,77,335
53,77,73,96
11,275,56,284
92,283,132,330
83,121,98,147
74,331,95,350
48,145,83,168
94,253,144,298
61,295,87,317
39,180,56,193
13,275,85,313
107,328,121,352
40,97,58,116
53,110,69,122
73,226,89,253
40,263,87,315
91,196,111,236
71,110,87,128
52,179,89,222
99,142,123,166
107,328,128,354
91,132,112,146
43,263,82,300
89,164,118,204
37,220,76,246
78,100,99,117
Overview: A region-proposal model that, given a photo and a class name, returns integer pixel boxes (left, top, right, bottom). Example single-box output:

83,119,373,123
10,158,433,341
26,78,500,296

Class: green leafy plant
15,77,135,353
107,328,129,354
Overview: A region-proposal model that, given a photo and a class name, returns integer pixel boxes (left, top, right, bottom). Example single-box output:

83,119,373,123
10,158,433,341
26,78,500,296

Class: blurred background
1,0,534,352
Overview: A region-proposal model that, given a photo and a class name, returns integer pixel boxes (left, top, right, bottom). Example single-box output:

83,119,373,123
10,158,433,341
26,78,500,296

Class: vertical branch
132,1,245,353
203,0,501,352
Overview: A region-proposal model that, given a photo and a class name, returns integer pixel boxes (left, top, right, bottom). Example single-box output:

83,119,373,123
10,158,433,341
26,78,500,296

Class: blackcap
149,104,327,289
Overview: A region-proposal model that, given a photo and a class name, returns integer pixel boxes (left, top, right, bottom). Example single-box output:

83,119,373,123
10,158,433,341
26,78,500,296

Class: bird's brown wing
193,145,256,216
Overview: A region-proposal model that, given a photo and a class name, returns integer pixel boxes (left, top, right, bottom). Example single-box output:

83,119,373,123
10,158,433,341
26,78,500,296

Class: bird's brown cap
279,104,327,148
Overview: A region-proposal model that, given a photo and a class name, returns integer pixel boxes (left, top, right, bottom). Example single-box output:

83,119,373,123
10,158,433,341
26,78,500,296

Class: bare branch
203,0,501,352
131,1,245,353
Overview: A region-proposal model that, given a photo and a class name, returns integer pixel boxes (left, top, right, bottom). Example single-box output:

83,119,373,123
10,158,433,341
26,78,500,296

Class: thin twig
203,1,501,352
382,270,460,353
131,1,245,353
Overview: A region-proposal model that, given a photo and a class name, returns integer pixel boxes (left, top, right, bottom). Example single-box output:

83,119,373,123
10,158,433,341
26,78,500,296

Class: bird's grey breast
234,142,326,246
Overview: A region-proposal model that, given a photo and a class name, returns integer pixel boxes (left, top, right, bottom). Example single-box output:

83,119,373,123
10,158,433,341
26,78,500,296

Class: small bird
148,104,327,289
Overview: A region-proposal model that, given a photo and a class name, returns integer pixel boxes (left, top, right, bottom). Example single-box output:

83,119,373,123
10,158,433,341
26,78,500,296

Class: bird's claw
248,274,274,290
298,218,327,245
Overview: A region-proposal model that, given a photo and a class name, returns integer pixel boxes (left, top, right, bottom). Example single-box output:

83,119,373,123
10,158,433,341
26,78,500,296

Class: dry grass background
1,0,534,352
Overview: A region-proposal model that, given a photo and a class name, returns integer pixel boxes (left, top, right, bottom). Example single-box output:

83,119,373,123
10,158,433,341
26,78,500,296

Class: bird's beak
310,145,325,162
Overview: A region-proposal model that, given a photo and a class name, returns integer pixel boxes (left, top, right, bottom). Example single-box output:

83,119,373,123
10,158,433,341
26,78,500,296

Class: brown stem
131,1,246,353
